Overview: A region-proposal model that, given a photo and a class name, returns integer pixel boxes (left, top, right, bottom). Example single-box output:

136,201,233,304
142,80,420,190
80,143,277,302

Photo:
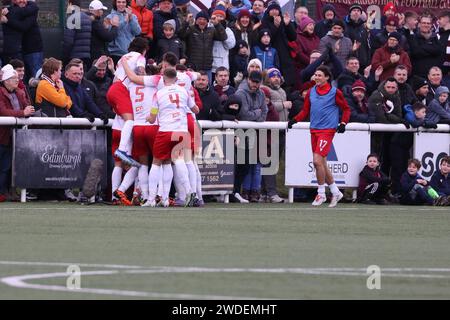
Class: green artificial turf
0,202,449,299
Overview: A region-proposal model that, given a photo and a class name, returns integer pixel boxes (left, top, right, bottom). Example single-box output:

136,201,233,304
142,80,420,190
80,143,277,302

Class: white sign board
413,132,450,180
285,130,370,187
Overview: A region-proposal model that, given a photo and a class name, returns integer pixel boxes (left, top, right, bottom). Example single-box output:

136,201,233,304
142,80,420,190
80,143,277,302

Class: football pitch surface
0,202,449,300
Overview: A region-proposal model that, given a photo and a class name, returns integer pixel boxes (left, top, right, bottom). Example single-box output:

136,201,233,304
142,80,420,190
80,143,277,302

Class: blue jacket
403,105,426,128
63,78,103,118
250,45,279,71
63,8,92,61
229,0,252,18
425,99,450,124
400,171,423,194
106,9,141,57
430,170,450,196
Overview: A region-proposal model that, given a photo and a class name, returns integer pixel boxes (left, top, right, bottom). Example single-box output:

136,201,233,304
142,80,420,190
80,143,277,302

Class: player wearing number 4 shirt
142,69,199,208
288,66,351,208
106,37,148,168
120,52,204,207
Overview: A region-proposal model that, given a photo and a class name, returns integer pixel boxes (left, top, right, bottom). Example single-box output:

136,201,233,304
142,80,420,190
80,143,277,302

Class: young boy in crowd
430,156,450,205
250,29,279,71
156,19,186,64
403,102,438,128
425,86,450,124
231,40,250,86
399,159,436,205
357,154,391,204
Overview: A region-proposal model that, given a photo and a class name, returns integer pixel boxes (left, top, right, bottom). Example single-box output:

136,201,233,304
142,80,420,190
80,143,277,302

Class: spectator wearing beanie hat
411,76,429,104
262,67,291,121
230,9,258,50
294,16,320,74
179,9,227,81
0,64,35,202
156,19,186,62
261,0,297,89
250,29,280,71
230,0,252,19
318,19,353,68
152,0,180,45
344,3,371,70
211,5,236,75
372,15,408,54
345,79,370,123
315,3,337,39
371,31,412,82
230,40,249,86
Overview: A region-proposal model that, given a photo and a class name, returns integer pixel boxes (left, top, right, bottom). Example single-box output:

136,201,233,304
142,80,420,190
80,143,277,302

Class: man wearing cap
344,4,371,70
235,70,268,121
89,0,119,61
0,64,34,202
318,19,353,68
408,14,444,78
371,31,411,82
179,10,227,82
344,79,370,123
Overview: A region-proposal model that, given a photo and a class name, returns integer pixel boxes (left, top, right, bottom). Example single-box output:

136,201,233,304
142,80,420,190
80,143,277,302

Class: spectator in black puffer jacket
314,3,337,39
156,19,185,63
152,0,180,52
89,2,119,61
344,80,371,123
179,11,227,81
86,56,116,119
63,0,93,68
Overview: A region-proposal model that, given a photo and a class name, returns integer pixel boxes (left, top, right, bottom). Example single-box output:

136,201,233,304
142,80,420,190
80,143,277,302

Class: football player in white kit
142,68,199,207
120,53,204,206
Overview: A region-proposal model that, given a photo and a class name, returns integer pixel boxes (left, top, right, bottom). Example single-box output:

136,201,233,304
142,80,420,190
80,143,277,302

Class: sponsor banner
285,129,370,187
413,132,450,179
317,1,445,26
190,0,294,14
197,129,235,192
13,129,107,189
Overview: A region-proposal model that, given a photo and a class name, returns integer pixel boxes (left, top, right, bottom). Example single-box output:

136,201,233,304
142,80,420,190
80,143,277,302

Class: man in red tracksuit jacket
288,65,351,207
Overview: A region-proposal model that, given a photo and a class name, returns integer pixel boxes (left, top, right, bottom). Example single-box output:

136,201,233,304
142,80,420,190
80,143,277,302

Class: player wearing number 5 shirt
142,69,199,208
288,65,351,208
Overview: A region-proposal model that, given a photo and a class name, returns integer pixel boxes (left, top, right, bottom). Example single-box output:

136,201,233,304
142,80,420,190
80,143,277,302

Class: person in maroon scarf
294,16,319,81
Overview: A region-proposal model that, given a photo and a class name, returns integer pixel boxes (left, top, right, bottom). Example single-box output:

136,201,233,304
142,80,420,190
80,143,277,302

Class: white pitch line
1,271,269,300
0,261,144,269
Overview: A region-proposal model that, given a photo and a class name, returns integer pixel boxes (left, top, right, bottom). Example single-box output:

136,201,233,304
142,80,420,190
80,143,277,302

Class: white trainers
329,191,344,208
162,199,170,208
312,194,327,206
141,199,156,207
234,193,249,203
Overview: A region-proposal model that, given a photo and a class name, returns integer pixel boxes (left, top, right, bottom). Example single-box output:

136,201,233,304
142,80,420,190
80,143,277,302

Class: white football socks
118,167,138,193
162,164,173,200
118,120,134,153
111,166,123,199
148,164,161,202
185,161,197,194
138,165,149,200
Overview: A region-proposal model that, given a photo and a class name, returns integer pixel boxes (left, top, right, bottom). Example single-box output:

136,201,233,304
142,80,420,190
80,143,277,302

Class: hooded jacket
344,15,371,69
213,94,242,121
425,86,450,124
314,4,336,39
368,81,403,123
235,80,268,122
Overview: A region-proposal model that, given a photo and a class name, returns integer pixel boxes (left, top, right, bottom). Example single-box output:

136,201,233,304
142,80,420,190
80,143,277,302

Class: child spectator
403,102,438,129
156,19,186,64
429,156,450,205
357,154,391,205
425,86,450,124
231,40,249,86
250,29,279,71
399,159,436,205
